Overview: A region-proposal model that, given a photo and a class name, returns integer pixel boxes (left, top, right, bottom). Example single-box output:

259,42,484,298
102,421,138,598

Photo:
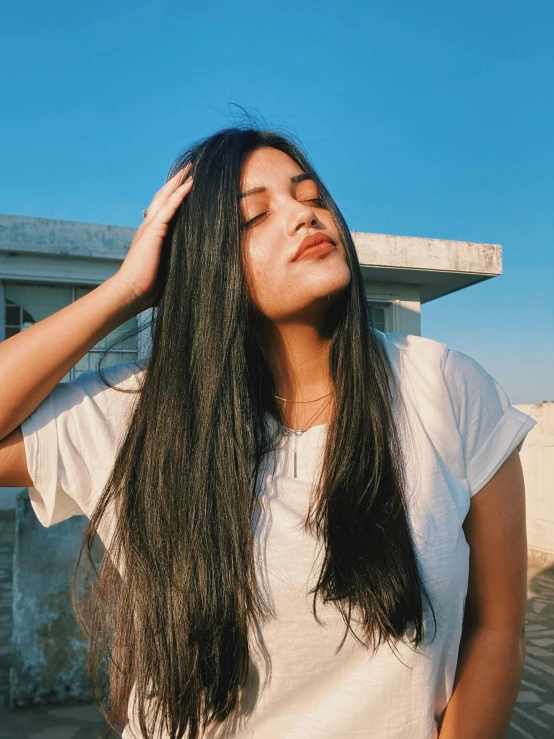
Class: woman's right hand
115,162,194,313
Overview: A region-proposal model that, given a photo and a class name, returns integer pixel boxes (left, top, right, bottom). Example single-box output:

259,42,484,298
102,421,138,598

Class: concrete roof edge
352,231,502,275
0,215,502,277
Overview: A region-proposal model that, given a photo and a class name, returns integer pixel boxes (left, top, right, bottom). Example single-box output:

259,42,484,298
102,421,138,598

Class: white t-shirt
20,330,537,739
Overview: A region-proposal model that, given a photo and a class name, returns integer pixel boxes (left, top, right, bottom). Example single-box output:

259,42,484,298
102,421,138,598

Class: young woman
0,125,536,739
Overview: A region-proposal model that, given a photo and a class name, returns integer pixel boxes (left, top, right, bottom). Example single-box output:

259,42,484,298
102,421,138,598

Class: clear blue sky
0,0,552,403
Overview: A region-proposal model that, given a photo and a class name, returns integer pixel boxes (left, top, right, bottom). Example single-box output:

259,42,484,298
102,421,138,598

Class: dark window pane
5,304,20,325
368,303,387,333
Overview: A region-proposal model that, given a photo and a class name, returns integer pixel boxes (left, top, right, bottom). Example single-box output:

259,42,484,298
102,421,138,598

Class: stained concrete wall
10,493,94,708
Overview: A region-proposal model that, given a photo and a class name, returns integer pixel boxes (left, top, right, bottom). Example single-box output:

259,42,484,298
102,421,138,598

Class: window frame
0,280,140,382
366,297,394,333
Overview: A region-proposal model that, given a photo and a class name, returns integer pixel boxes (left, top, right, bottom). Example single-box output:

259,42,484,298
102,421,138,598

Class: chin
307,278,351,308
310,268,351,295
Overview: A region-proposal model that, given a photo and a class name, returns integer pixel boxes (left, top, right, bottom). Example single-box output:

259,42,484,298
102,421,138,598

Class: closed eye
241,199,325,230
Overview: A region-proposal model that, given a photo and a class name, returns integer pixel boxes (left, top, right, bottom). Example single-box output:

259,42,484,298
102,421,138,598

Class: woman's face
240,147,351,323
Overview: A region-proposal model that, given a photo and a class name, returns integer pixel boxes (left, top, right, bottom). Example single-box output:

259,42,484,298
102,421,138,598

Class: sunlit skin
239,147,351,428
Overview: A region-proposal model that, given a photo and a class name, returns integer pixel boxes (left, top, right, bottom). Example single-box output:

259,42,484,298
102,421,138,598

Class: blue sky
0,0,552,403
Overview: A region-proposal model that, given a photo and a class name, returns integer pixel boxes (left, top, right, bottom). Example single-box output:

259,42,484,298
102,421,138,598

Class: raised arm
0,164,193,485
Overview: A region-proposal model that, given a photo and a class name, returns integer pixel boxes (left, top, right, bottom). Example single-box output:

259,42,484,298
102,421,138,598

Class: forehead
240,147,307,187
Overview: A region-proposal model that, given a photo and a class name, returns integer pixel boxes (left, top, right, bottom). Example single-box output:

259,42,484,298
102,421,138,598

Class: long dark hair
74,115,436,739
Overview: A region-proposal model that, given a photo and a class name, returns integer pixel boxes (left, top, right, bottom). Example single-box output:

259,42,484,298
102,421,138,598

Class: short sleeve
442,347,537,498
20,359,145,527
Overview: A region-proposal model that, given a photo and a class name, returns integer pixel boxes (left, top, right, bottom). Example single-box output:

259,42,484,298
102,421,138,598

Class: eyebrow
239,172,314,199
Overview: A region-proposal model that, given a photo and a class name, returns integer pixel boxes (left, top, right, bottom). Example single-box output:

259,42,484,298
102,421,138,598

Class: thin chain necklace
274,390,333,404
273,390,334,479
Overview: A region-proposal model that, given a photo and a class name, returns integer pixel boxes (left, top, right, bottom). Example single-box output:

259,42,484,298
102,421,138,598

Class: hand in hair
116,162,194,313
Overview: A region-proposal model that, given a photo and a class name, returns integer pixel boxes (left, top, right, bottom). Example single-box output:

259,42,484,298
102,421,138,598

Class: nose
288,201,319,236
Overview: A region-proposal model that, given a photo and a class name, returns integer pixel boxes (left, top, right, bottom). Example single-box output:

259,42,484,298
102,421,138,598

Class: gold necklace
273,391,334,479
274,390,334,403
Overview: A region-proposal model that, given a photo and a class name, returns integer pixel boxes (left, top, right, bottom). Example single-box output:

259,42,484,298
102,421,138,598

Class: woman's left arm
438,446,528,738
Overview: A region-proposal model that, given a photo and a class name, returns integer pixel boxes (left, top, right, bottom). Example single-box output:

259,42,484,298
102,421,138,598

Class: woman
0,124,536,738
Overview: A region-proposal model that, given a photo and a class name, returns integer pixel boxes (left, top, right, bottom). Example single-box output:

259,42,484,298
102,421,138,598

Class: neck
259,322,334,402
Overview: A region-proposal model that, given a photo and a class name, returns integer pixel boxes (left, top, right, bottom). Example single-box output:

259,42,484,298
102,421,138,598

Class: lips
292,232,337,262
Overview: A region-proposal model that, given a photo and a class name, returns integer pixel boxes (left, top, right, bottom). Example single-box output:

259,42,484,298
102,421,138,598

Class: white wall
516,402,554,561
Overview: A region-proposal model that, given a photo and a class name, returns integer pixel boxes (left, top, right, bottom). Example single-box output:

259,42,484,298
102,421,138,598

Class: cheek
242,240,284,313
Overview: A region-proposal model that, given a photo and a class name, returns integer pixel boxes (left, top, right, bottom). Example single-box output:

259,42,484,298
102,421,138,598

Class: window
2,283,138,382
5,299,36,336
367,301,389,333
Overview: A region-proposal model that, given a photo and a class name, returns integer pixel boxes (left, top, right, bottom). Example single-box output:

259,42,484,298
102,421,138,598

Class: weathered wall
10,493,94,708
